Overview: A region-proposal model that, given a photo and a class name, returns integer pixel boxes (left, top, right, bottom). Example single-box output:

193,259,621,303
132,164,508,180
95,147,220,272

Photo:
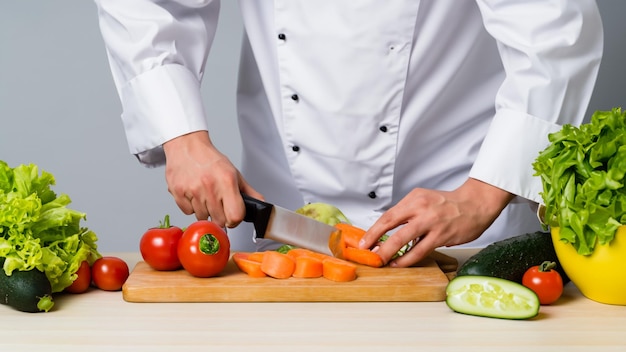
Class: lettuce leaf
533,108,626,255
0,161,100,292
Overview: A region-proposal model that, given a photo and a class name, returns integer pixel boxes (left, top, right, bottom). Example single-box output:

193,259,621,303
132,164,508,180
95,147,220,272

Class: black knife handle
241,193,273,238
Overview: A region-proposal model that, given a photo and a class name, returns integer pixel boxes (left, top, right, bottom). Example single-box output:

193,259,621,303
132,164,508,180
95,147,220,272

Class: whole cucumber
0,258,54,313
456,231,570,284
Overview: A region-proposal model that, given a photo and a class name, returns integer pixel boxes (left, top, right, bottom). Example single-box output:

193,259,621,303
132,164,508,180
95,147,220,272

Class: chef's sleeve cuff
469,108,563,204
120,64,209,166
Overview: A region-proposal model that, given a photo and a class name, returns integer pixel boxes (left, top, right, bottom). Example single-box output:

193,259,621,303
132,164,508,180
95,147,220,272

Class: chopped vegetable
334,223,366,248
260,251,296,279
446,275,540,320
247,252,266,262
285,248,327,261
330,223,384,267
533,107,626,255
287,248,358,281
0,161,100,293
292,255,323,278
233,248,358,282
328,227,348,259
343,246,384,268
322,257,357,282
232,253,266,278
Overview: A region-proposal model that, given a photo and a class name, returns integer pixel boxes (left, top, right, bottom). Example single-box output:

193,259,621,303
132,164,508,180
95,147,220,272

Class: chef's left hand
359,178,514,267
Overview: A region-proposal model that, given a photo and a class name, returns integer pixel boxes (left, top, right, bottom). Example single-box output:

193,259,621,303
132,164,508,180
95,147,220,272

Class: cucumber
446,275,540,319
457,231,570,284
0,258,54,313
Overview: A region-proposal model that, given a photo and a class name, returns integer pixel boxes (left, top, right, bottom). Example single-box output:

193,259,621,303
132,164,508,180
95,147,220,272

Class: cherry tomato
177,220,230,278
140,215,184,271
92,256,130,291
65,260,91,294
522,261,564,305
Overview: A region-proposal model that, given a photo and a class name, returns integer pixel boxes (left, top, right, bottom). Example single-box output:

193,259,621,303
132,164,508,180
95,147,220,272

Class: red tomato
177,220,230,278
92,256,130,291
522,261,564,305
140,215,184,271
65,260,91,294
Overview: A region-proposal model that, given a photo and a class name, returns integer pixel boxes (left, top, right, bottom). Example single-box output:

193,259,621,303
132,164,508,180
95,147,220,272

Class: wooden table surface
1,249,625,352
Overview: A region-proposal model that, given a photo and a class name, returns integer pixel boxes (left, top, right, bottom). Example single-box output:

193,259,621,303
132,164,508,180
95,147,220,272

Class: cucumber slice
446,275,540,320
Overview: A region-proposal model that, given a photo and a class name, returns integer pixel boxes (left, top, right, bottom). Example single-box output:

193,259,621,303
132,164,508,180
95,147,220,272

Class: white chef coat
94,0,603,251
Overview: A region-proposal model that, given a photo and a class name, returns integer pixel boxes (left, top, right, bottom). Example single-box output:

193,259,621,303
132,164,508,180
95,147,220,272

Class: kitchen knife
241,194,337,256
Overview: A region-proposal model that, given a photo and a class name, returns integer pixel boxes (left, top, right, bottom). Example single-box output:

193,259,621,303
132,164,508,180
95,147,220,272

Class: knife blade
241,194,337,256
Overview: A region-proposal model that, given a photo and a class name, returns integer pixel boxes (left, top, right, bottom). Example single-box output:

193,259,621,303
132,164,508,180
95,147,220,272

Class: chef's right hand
162,130,263,228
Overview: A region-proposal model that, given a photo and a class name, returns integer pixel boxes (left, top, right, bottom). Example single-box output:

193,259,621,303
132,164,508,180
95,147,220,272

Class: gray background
1,1,625,253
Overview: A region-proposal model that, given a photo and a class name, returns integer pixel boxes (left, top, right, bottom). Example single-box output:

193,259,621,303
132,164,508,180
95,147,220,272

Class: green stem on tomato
159,214,171,228
199,234,221,255
539,261,557,272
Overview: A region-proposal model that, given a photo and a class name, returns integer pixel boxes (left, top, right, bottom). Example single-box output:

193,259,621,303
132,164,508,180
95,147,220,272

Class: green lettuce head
0,161,100,292
533,108,626,256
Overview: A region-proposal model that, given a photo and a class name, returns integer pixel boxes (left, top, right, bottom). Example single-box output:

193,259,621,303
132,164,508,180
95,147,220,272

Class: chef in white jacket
94,0,603,267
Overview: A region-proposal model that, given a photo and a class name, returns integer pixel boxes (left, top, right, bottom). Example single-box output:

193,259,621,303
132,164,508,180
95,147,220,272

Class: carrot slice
232,252,250,261
330,224,384,267
328,228,347,259
247,252,266,263
334,223,366,248
261,251,296,279
322,257,357,282
232,253,267,278
292,255,323,278
343,246,384,268
286,248,329,261
285,248,310,260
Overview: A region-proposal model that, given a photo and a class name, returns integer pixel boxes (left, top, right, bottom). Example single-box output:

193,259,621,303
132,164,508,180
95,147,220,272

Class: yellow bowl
551,227,626,305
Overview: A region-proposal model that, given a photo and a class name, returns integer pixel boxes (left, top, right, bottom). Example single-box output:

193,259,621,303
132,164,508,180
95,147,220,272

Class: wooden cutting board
122,251,457,303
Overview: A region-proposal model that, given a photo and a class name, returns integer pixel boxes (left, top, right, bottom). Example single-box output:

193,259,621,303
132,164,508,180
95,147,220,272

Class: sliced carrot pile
260,251,295,279
292,255,323,278
322,257,357,282
232,253,266,278
233,247,359,282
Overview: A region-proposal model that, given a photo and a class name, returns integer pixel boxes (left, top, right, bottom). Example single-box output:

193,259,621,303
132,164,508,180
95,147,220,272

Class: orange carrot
334,223,366,248
322,257,357,282
292,255,323,278
328,228,347,259
261,251,296,279
232,252,249,261
232,253,267,278
286,248,328,261
330,224,384,267
343,247,384,268
285,248,310,260
247,252,266,263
